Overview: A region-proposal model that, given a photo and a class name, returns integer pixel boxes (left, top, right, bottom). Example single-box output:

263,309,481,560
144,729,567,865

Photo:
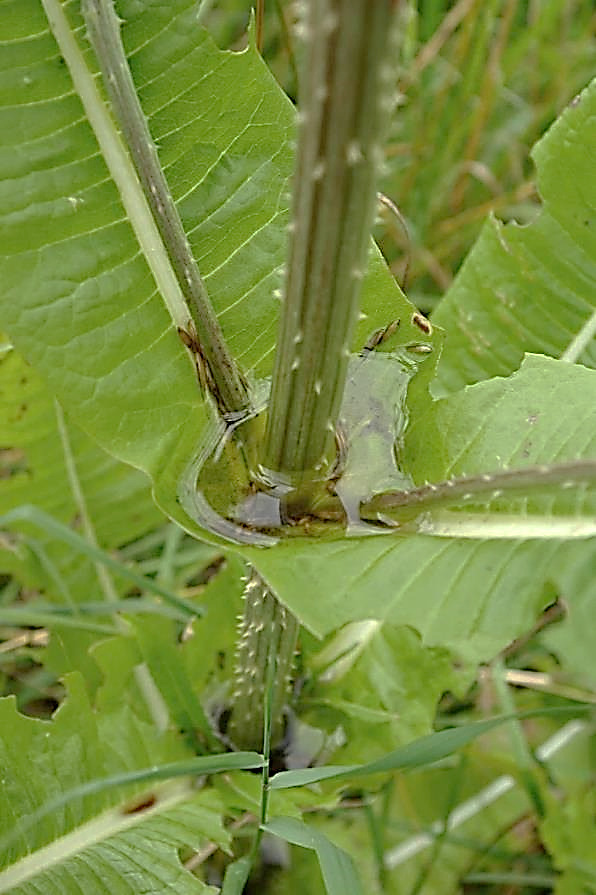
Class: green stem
245,630,276,872
82,0,250,417
360,459,596,524
263,0,399,479
228,568,299,751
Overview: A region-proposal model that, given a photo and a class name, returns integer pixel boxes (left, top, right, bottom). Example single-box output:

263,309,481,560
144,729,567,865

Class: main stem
263,0,399,479
229,1,399,752
227,569,299,751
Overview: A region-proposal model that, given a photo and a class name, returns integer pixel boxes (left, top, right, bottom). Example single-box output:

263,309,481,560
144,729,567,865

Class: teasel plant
84,0,401,751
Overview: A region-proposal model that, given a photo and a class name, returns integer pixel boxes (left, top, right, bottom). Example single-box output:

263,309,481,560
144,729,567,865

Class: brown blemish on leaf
121,793,157,815
0,447,28,478
13,403,28,421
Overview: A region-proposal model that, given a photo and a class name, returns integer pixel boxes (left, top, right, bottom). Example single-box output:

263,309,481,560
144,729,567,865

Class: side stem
263,0,399,479
83,0,250,417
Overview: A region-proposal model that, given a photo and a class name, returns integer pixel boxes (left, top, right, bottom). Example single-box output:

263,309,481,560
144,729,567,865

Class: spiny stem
263,0,400,479
360,459,596,524
83,0,250,417
228,568,299,751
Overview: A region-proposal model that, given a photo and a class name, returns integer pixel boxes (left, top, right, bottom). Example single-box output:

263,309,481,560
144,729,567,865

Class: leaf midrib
40,0,190,332
0,783,190,892
561,307,596,363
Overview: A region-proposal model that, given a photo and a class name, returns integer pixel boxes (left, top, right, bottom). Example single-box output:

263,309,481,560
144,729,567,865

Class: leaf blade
0,673,254,892
263,817,364,895
269,708,588,791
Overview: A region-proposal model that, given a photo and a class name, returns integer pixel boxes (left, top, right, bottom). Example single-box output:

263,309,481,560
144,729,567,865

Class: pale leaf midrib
40,0,190,332
0,783,190,892
420,511,596,539
561,307,596,363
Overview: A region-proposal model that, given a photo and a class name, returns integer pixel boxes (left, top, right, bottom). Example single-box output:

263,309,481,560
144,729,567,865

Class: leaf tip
247,7,258,52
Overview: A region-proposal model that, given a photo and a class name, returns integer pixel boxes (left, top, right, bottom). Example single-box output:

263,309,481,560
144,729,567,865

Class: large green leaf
251,536,558,655
404,353,596,520
302,622,459,765
432,78,596,395
0,673,243,894
0,0,423,547
249,355,596,657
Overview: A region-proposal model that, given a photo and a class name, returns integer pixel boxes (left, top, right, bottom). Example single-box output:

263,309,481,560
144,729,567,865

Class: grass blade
221,857,252,895
0,507,200,617
270,706,590,790
263,816,364,895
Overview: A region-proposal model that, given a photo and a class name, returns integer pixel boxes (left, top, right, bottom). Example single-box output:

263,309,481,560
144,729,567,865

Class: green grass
381,0,595,309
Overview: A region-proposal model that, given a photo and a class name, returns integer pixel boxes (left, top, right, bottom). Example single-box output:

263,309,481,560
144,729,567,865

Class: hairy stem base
228,568,299,751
